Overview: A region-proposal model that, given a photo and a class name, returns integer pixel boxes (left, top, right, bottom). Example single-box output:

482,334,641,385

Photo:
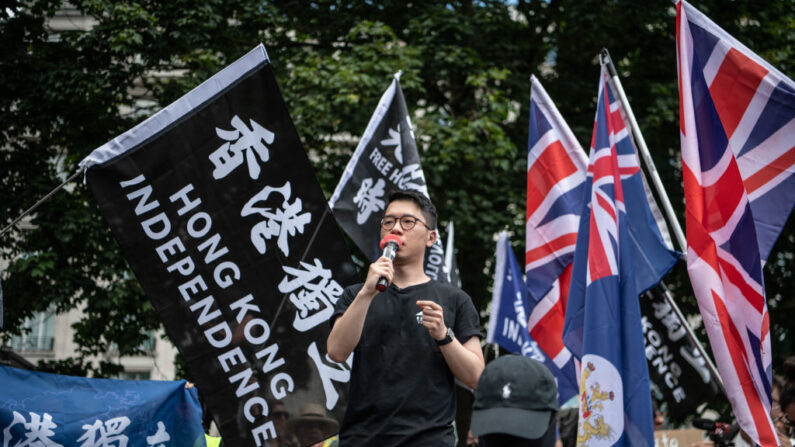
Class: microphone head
379,234,403,250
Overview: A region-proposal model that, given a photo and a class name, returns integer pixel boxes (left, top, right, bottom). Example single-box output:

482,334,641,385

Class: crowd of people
199,190,793,447
194,350,794,447
235,352,794,447
324,189,795,447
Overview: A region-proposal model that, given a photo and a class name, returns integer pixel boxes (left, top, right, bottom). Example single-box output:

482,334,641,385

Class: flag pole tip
601,49,619,78
599,48,611,66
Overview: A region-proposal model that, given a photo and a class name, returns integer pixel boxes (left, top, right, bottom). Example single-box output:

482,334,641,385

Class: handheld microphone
376,234,402,292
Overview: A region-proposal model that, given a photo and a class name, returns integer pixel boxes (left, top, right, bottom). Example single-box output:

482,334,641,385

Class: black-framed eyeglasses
380,215,431,231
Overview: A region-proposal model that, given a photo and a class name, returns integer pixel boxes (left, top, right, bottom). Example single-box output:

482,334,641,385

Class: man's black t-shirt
331,280,481,446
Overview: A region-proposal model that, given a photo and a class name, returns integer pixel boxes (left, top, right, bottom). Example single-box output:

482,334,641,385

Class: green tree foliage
1,1,792,406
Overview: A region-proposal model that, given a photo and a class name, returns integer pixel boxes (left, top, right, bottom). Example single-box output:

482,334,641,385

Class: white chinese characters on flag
677,1,795,446
0,365,203,447
329,74,450,283
82,45,358,446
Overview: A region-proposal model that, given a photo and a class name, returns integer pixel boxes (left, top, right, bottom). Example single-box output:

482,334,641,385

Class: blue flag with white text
487,232,578,406
0,365,204,447
562,67,655,446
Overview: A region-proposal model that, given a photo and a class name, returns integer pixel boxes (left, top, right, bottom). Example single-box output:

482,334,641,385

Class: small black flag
640,284,719,419
329,74,448,282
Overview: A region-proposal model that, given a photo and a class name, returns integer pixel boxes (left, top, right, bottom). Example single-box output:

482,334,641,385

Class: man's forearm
326,289,376,363
440,337,485,389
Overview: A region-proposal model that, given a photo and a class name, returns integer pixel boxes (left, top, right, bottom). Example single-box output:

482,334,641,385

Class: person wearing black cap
327,190,484,446
471,355,560,447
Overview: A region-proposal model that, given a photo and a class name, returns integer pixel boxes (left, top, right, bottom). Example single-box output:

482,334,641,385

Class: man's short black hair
387,190,437,230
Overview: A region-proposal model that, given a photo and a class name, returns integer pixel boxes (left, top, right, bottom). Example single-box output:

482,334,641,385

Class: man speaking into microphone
327,190,484,446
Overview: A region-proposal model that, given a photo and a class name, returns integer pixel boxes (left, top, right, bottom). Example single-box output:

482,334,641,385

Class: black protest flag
328,74,449,282
640,284,719,419
82,45,357,447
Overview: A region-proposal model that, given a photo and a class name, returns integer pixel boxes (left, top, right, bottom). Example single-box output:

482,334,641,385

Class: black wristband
436,327,454,346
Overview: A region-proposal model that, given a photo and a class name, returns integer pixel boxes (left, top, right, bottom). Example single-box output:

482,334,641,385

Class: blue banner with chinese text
0,365,204,447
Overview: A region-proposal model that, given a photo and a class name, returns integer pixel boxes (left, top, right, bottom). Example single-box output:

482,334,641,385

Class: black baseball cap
471,355,560,439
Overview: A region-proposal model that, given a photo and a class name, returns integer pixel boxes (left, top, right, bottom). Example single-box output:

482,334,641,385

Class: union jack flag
527,74,678,370
562,66,655,447
525,75,585,384
677,1,794,445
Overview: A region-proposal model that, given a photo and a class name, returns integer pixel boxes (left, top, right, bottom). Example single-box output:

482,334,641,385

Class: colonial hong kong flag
525,75,586,397
488,232,578,406
562,67,655,447
677,1,794,445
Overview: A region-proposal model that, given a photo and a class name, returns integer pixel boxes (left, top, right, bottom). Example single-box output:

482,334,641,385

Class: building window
109,330,157,354
117,370,151,381
139,331,157,353
9,311,55,352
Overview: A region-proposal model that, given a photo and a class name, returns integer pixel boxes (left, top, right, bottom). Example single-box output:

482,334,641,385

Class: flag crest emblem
562,66,656,447
578,356,622,447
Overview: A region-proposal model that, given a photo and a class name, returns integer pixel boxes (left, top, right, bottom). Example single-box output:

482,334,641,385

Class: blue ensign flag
0,365,205,447
487,232,578,406
562,67,655,446
599,77,679,295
